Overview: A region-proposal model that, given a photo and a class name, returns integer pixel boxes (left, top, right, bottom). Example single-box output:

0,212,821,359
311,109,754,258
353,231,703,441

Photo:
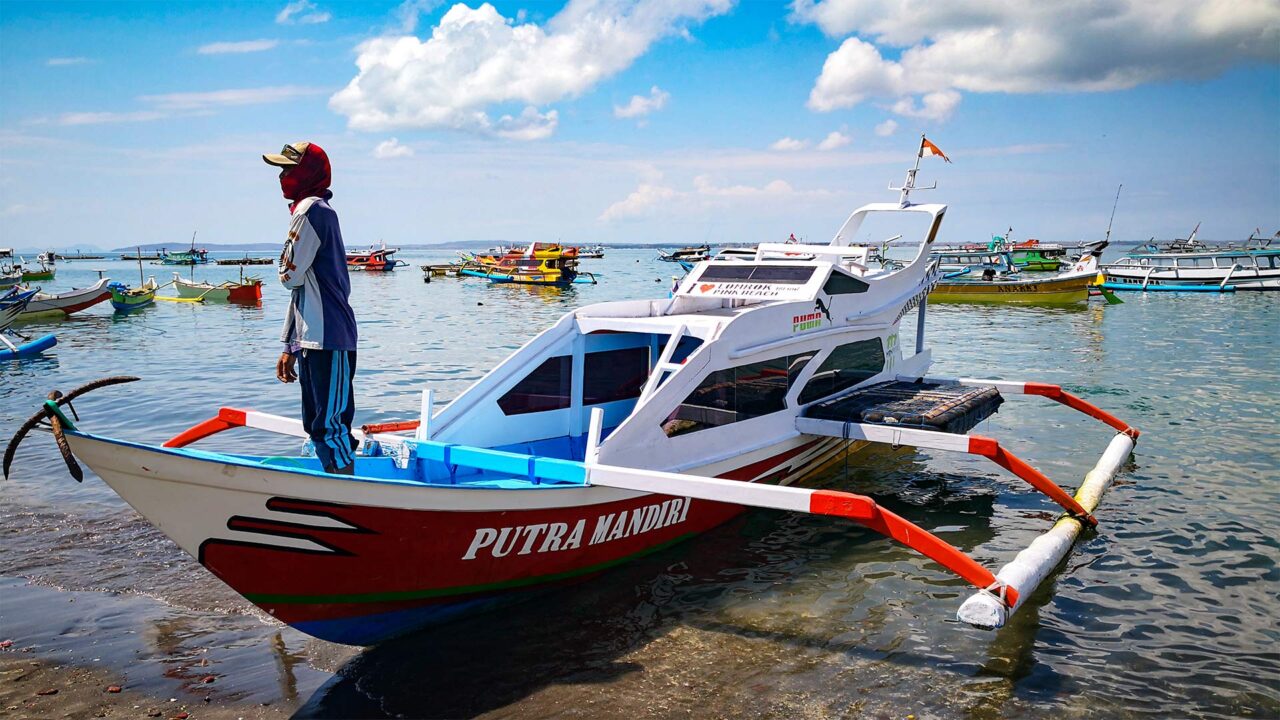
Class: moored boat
0,266,20,289
347,244,407,271
18,260,55,282
5,140,1140,644
657,244,711,263
16,277,114,320
109,277,158,313
1101,246,1280,291
930,245,1107,304
171,272,264,303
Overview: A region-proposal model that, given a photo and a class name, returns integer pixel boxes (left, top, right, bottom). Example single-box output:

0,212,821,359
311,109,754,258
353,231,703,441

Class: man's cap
263,142,312,167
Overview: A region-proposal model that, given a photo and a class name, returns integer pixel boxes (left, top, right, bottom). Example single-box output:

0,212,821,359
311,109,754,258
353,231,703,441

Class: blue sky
1,0,1277,250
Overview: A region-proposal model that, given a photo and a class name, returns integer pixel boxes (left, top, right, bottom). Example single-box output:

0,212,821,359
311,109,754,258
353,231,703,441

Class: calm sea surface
1,251,1277,719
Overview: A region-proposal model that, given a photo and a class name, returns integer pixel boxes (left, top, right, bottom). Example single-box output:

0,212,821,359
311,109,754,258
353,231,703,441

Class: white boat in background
1102,246,1280,291
16,277,114,320
6,139,1139,645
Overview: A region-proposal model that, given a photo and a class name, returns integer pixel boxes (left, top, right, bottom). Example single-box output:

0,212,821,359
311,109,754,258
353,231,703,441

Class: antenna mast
889,135,937,207
1104,184,1122,243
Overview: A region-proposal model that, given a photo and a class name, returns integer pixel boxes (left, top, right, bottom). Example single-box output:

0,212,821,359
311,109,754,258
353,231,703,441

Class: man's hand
276,352,297,383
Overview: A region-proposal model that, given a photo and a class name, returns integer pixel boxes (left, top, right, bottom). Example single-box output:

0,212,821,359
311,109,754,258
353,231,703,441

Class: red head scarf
280,143,332,212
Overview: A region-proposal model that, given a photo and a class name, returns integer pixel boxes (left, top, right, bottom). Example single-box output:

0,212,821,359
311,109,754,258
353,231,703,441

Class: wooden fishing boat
16,278,113,320
158,248,209,265
460,244,591,285
1101,246,1280,292
5,143,1139,645
18,260,55,282
109,277,158,313
657,244,711,263
1,289,58,359
1008,239,1067,271
0,266,20,289
347,244,407,271
930,247,1107,304
171,273,264,303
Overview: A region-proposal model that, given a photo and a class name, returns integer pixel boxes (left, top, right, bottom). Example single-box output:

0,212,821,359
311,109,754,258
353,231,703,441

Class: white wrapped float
956,431,1135,628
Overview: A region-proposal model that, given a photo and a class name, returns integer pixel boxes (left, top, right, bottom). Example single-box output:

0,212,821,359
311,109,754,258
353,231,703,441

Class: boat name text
461,496,693,560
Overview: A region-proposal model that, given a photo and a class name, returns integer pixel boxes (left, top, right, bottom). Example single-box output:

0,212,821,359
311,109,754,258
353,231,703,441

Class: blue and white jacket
279,193,357,352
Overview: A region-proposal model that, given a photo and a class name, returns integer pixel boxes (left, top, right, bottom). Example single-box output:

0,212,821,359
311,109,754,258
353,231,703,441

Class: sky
1,0,1278,250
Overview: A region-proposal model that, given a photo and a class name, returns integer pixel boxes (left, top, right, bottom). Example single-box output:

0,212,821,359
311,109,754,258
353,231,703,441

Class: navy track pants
298,349,357,473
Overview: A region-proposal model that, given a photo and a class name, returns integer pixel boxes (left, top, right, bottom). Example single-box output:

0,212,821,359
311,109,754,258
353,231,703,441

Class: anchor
4,376,140,482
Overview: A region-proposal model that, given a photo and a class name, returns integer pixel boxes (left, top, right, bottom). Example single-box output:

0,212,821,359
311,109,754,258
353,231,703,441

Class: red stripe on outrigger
808,489,1018,608
967,434,1096,526
1023,382,1140,438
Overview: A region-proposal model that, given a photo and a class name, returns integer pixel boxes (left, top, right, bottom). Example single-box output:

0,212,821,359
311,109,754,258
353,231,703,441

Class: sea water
1,252,1276,718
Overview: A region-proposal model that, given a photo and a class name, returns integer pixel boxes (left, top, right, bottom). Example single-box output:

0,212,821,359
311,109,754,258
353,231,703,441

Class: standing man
263,141,359,475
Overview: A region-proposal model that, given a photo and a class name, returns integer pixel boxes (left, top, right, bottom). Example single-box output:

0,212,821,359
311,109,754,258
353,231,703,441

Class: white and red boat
347,243,407,271
16,277,113,320
6,141,1139,645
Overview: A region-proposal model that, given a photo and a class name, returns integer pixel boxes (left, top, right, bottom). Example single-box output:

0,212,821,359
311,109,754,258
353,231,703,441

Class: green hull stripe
242,532,697,606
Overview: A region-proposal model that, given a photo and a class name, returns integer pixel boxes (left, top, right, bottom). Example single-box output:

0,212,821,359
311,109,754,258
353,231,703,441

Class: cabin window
498,356,572,415
583,347,649,405
661,352,815,437
797,338,886,404
699,264,816,284
822,272,870,295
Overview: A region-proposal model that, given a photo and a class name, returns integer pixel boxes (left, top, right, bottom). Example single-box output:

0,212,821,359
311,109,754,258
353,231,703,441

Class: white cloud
601,173,832,221
46,57,91,67
797,0,1280,120
373,138,414,158
890,90,961,122
493,107,559,140
394,0,444,33
817,130,851,151
140,86,329,110
599,183,677,222
874,118,898,137
329,0,731,138
770,137,809,151
54,111,167,126
614,86,670,119
276,0,331,25
198,40,280,55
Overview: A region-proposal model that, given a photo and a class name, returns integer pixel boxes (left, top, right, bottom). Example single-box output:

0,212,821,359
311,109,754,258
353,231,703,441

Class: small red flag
920,137,951,163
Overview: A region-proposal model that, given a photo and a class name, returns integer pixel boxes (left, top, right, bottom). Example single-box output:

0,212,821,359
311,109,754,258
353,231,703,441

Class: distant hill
110,242,281,252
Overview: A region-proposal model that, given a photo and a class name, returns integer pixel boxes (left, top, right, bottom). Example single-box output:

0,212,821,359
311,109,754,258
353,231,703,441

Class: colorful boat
5,144,1139,645
930,246,1107,304
171,273,264,304
347,244,406,271
1008,239,1068,271
461,244,593,285
16,278,114,320
109,277,158,313
18,260,55,282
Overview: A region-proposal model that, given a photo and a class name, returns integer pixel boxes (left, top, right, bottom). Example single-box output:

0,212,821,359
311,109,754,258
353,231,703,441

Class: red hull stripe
241,532,698,606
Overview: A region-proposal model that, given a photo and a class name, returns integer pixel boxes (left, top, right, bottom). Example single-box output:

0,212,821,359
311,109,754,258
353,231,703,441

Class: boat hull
66,432,851,645
929,273,1092,304
17,279,113,319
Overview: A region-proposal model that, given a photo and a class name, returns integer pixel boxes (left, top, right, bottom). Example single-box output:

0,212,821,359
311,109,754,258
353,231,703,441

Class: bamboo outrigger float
5,139,1138,644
